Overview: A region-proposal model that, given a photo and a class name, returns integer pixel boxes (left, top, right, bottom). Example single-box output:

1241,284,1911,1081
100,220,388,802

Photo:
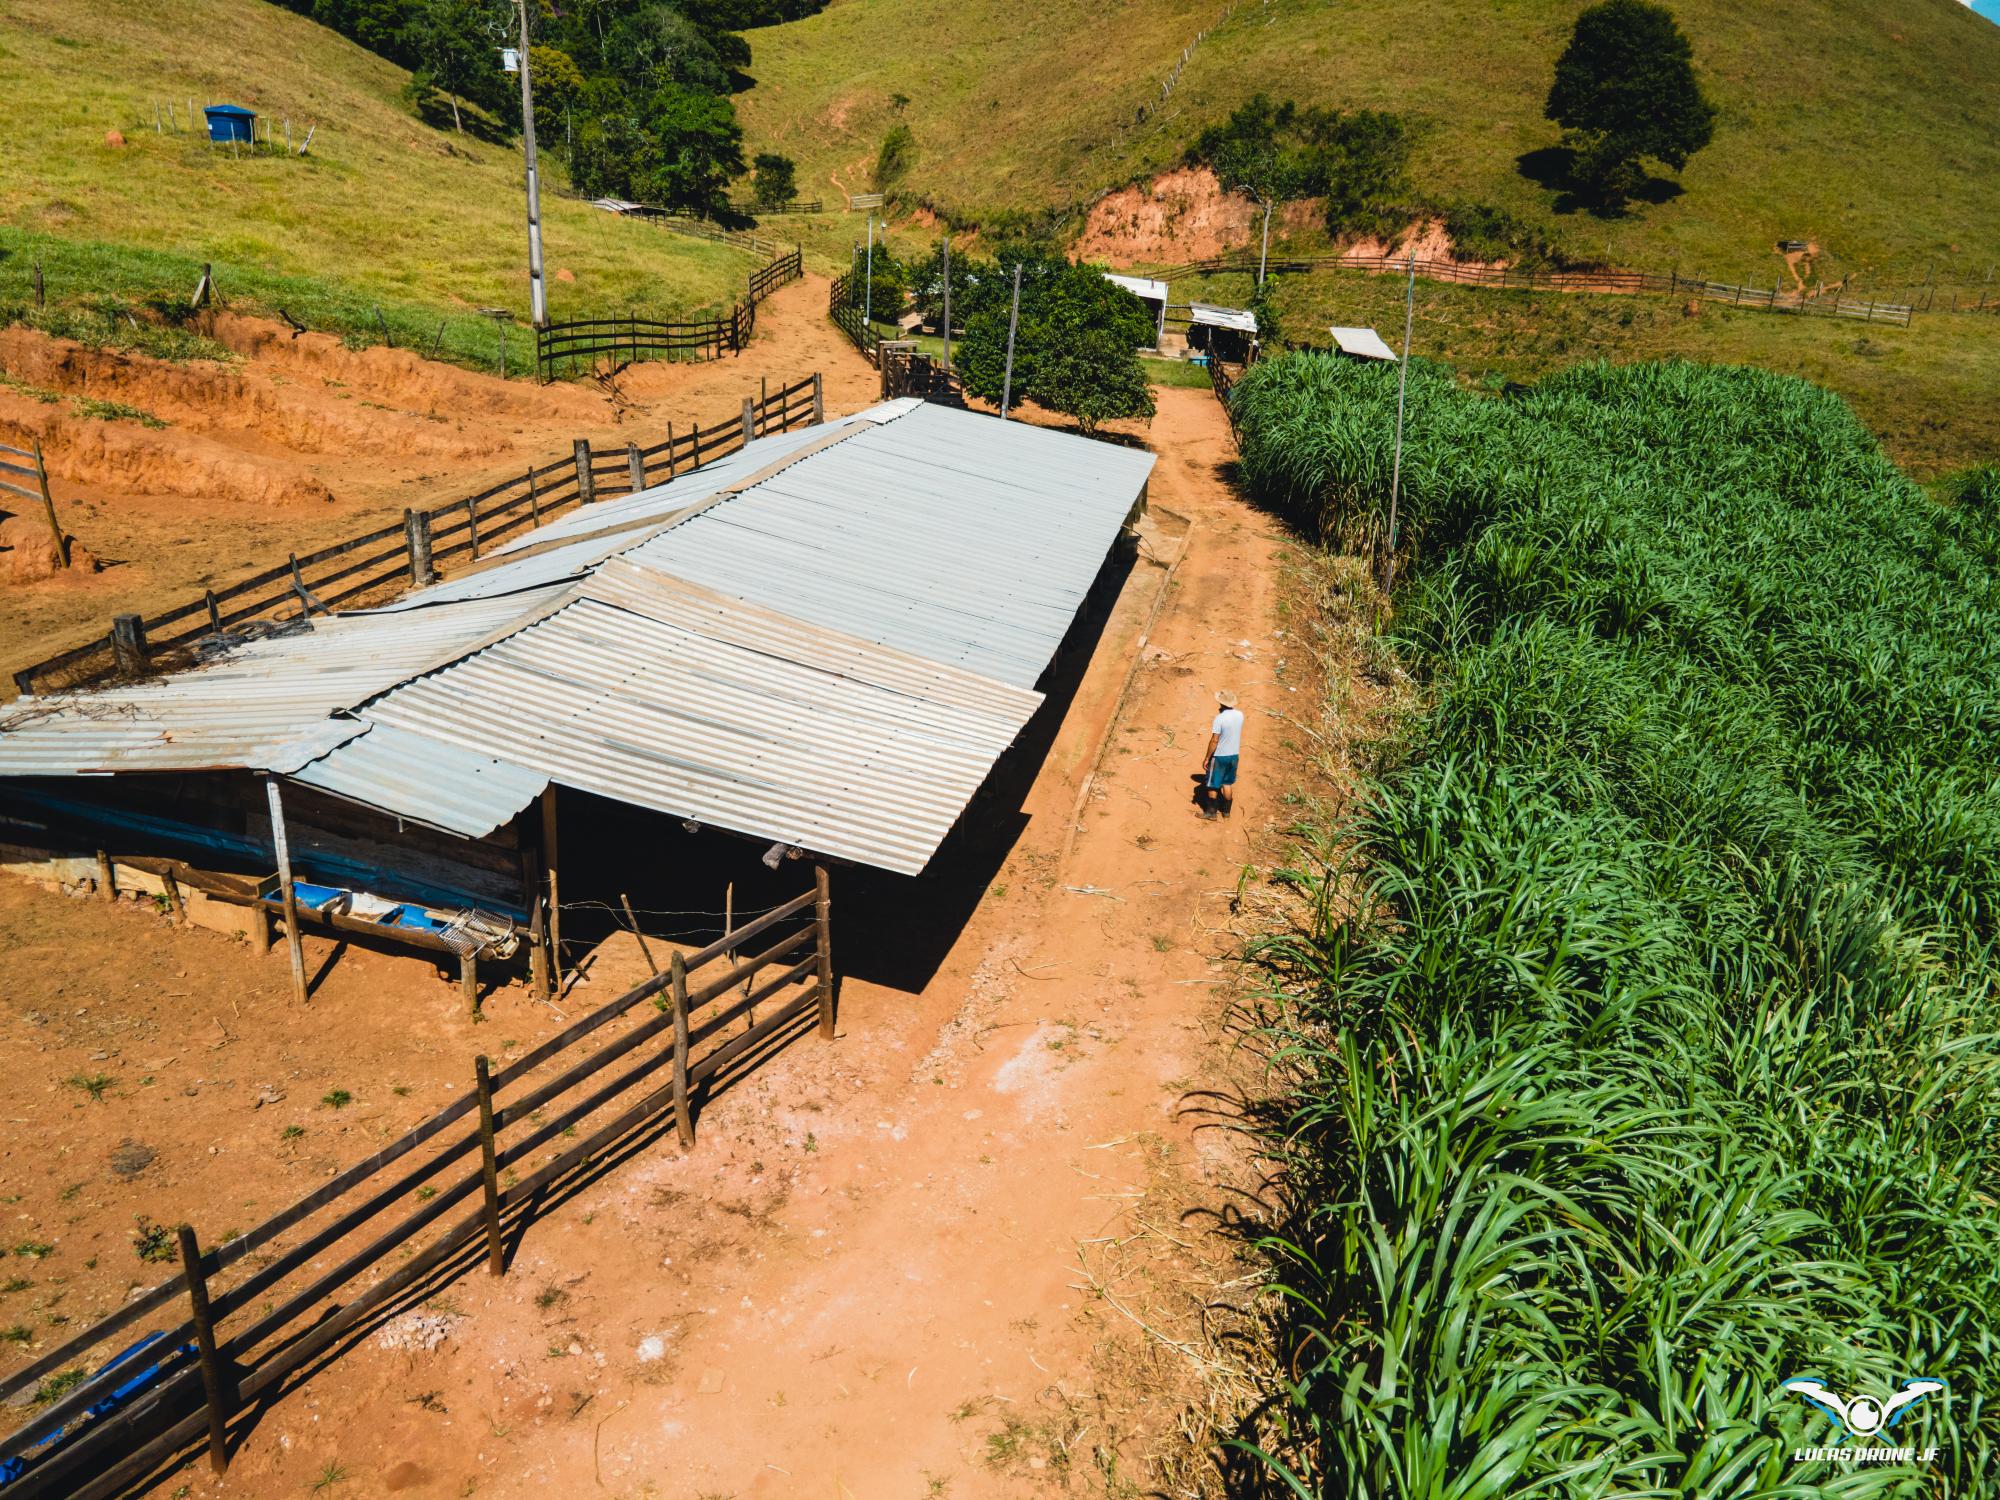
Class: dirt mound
1075,167,1259,264
0,513,99,582
0,394,336,507
209,314,606,423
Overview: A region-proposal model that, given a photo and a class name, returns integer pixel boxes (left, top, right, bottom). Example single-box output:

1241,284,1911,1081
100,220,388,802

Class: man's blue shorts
1207,755,1238,790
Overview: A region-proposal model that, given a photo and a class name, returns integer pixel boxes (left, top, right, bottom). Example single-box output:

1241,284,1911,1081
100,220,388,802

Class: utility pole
515,0,548,329
1236,184,1273,288
941,232,951,371
864,215,876,327
1000,263,1022,419
1382,245,1416,597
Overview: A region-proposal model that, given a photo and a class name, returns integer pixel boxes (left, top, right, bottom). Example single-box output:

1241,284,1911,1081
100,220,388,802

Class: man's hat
1216,689,1238,708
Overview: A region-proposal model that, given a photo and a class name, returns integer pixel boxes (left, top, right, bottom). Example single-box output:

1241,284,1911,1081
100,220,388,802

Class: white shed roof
1104,273,1169,304
1329,326,1399,361
1191,302,1258,334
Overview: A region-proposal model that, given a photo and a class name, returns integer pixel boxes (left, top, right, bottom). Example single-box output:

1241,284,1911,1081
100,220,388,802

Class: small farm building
1187,303,1257,363
0,401,1153,993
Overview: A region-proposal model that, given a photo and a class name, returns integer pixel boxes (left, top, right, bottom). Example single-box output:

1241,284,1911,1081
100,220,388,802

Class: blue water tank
203,104,256,143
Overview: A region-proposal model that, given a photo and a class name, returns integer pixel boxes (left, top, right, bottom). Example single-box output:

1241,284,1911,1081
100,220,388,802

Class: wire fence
9,374,825,699
1159,251,1915,326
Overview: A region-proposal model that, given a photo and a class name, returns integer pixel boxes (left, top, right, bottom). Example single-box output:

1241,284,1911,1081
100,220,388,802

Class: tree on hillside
751,152,798,209
401,0,504,133
1545,0,1716,209
956,259,1155,435
1188,94,1410,239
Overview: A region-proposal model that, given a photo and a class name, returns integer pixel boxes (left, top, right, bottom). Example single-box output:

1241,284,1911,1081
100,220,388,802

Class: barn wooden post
265,779,309,1007
671,952,693,1148
573,439,595,504
163,868,186,924
475,1055,505,1275
177,1225,232,1474
540,789,562,991
405,509,434,586
815,864,835,1039
110,614,149,678
96,849,115,902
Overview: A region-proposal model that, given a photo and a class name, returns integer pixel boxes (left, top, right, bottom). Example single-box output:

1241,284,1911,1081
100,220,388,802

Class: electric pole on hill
516,0,548,330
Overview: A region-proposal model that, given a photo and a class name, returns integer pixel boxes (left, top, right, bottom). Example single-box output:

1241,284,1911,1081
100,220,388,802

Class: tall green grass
1231,352,2000,1495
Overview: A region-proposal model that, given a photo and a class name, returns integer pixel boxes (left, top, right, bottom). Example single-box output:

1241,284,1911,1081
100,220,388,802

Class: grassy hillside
0,0,755,347
738,0,2000,285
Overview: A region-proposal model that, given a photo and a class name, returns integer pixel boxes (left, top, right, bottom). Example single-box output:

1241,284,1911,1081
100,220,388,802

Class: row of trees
277,0,814,215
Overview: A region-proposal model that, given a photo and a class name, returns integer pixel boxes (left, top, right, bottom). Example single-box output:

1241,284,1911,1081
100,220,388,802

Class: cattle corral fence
1159,251,1916,326
10,374,825,699
827,272,962,403
534,247,803,379
0,878,835,1498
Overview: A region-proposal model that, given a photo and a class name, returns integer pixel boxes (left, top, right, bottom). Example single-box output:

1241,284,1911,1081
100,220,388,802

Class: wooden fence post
671,952,693,1148
527,469,541,524
97,849,115,901
475,1055,505,1275
812,372,824,426
30,439,65,568
627,443,645,493
466,497,480,560
574,439,595,504
265,779,309,1008
815,864,834,1040
740,397,755,446
110,614,148,678
406,509,434,586
177,1224,232,1475
666,422,677,477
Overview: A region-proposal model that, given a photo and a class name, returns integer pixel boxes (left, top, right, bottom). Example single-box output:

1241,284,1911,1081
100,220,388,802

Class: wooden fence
827,275,965,403
9,374,825,698
534,248,803,379
1157,252,1915,327
0,438,66,568
0,878,835,1498
828,268,884,365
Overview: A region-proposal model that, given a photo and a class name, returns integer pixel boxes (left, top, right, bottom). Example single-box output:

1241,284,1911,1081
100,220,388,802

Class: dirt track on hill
0,273,877,676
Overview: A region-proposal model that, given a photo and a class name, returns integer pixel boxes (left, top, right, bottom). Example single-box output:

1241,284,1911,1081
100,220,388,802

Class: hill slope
0,0,754,333
737,0,2000,282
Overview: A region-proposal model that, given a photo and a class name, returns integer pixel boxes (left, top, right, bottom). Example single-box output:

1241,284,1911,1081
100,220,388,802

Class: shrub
875,124,916,193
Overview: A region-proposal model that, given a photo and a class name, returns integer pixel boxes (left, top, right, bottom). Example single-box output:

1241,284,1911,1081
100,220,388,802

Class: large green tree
1545,0,1717,208
955,258,1155,435
1188,94,1410,239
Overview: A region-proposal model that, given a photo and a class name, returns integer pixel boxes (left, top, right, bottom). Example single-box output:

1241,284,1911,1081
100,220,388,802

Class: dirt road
0,273,878,668
82,383,1294,1499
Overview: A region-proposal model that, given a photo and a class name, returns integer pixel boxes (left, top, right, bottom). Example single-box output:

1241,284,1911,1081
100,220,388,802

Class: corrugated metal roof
1329,326,1398,361
0,403,1152,874
0,587,566,776
362,571,1042,874
292,724,548,838
1191,302,1258,334
626,403,1154,688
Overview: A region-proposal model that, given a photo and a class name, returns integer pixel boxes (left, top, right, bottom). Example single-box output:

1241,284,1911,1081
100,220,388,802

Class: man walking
1200,689,1244,819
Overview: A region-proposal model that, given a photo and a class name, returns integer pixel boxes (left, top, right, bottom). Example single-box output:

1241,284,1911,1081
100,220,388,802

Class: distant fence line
534,247,802,379
9,374,825,699
826,272,963,403
0,880,835,1498
1158,251,1915,327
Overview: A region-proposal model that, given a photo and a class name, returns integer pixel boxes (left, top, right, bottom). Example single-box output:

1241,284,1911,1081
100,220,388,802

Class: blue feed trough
204,104,256,143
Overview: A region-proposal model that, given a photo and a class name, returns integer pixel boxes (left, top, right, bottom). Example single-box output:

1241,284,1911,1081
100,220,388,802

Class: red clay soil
0,273,879,679
0,384,1311,1497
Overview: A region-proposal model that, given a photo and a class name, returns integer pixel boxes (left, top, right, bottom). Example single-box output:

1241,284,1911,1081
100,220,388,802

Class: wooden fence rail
0,438,66,570
1156,251,1915,326
9,374,825,698
0,879,834,1498
534,247,802,380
